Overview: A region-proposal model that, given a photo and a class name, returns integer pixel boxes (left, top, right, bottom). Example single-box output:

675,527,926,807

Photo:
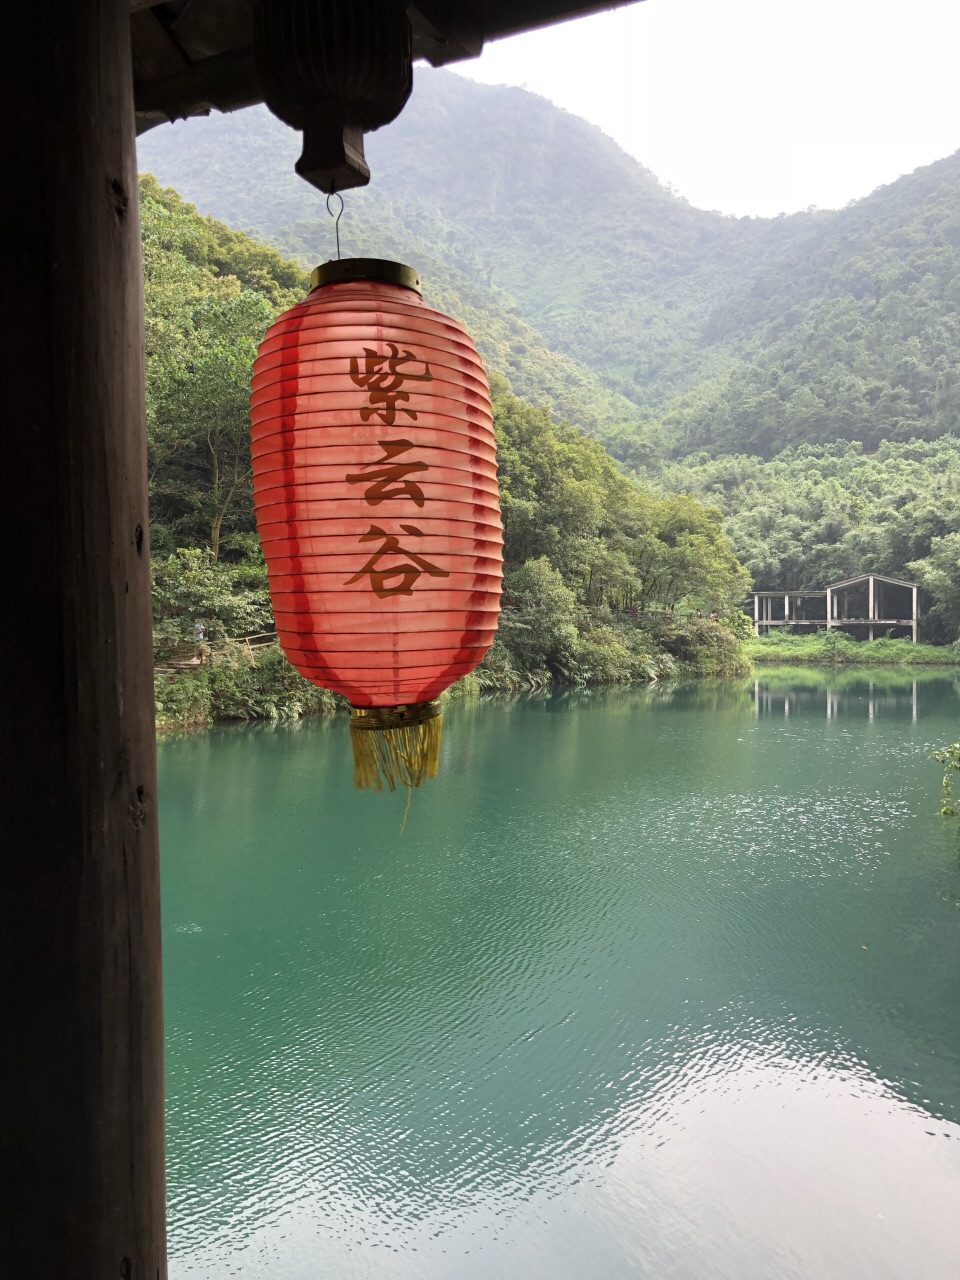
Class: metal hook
326,191,344,261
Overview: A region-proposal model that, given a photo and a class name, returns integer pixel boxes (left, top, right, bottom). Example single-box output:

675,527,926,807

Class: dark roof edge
134,2,646,132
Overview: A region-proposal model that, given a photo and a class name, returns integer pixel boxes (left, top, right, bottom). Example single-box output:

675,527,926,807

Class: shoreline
744,635,959,668
155,629,960,734
154,663,747,735
155,659,960,735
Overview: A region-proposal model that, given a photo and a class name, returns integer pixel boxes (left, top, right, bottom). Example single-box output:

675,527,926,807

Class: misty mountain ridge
138,68,960,462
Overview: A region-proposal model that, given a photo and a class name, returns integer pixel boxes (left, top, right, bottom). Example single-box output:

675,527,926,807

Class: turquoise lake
159,673,960,1279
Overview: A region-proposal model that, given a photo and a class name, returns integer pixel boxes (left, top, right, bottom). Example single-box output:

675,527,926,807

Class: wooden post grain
2,2,167,1275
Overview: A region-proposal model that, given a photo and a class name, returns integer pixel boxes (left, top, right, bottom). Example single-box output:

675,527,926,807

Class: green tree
152,549,272,660
910,532,960,640
150,291,271,559
497,558,579,676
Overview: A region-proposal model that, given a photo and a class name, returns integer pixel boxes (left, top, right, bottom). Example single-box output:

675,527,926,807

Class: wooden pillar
784,592,790,622
912,585,918,643
826,588,832,630
3,3,166,1276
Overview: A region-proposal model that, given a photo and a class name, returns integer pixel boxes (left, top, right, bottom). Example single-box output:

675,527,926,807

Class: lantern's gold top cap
311,258,422,295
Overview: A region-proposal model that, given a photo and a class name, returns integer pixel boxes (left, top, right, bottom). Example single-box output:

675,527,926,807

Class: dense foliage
661,439,960,641
488,381,749,687
142,174,307,563
931,742,960,817
745,631,958,667
142,180,749,725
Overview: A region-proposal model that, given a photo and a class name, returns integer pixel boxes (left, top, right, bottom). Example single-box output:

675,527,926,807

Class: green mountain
138,71,960,633
138,75,650,442
138,68,960,464
136,69,767,445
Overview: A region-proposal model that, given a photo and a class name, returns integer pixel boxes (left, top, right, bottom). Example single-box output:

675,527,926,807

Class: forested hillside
143,179,749,725
138,69,960,461
662,157,960,458
138,69,960,641
662,441,960,641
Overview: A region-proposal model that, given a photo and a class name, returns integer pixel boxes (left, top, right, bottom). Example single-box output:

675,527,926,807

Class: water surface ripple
160,675,960,1279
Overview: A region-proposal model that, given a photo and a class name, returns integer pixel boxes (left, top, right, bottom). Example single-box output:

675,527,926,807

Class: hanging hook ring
326,191,344,261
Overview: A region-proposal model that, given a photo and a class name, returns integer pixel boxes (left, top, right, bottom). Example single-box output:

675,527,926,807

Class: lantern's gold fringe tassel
350,702,442,792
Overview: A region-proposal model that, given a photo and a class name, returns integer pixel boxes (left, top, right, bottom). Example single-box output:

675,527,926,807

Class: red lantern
250,259,502,789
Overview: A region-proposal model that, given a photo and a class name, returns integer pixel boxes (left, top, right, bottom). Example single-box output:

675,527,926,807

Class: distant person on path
194,620,207,664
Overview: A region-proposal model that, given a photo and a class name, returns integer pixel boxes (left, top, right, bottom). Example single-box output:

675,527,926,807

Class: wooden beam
452,0,646,44
135,44,257,131
409,3,485,64
130,8,190,82
3,1,166,1274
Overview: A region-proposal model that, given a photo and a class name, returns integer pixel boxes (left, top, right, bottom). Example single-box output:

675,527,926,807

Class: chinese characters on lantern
345,524,451,597
346,345,449,598
349,342,435,425
346,438,427,507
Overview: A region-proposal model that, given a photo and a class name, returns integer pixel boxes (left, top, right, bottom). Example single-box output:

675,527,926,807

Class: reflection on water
752,669,960,723
159,671,960,1279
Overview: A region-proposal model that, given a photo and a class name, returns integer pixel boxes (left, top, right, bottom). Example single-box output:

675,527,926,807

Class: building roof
827,574,917,591
752,574,918,595
132,1,646,133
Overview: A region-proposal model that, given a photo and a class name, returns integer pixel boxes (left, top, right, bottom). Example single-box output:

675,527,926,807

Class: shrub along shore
745,630,960,666
154,613,752,732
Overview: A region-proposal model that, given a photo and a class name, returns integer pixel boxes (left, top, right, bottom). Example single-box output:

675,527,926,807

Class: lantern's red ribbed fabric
251,276,503,707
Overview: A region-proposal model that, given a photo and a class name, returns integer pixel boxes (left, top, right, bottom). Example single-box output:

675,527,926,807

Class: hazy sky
452,0,960,217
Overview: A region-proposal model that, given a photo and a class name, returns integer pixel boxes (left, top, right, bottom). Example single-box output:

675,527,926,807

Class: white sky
452,0,960,217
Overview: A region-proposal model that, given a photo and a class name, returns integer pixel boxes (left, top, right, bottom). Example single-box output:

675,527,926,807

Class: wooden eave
131,0,645,132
